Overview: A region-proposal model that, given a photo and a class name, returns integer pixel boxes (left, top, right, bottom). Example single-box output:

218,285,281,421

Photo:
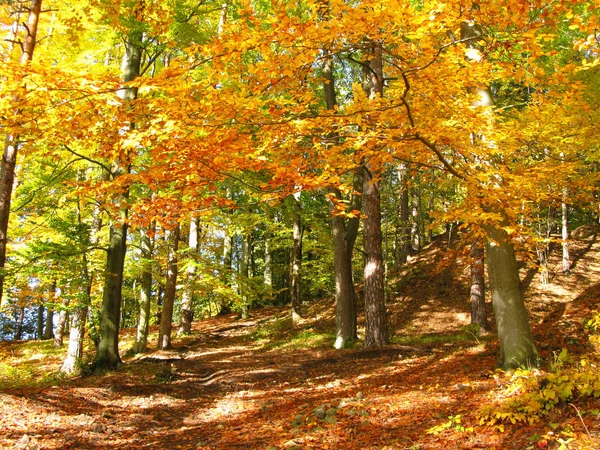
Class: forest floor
2,228,600,449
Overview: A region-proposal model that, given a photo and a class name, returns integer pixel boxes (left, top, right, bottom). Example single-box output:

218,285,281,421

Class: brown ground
1,228,600,449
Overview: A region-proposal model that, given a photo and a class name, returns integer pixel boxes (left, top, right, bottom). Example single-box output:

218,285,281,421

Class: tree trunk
179,217,198,335
0,0,43,305
96,30,142,369
43,308,54,340
132,227,154,353
363,168,388,348
362,41,388,348
37,304,44,339
264,229,273,287
158,225,180,350
14,305,25,340
398,164,410,265
61,304,88,374
43,281,56,340
239,231,251,319
54,297,69,347
562,193,570,274
290,192,303,323
485,221,539,370
332,212,354,348
470,240,487,329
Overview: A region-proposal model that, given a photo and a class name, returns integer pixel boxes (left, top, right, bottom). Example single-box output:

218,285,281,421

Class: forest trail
2,229,600,449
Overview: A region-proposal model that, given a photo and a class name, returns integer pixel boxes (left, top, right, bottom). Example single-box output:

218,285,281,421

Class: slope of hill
1,228,600,449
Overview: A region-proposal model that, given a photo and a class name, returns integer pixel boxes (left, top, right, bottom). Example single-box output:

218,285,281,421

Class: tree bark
362,41,388,348
0,0,43,305
363,168,388,348
179,216,198,335
61,304,88,374
132,226,154,353
158,225,180,350
54,297,69,347
14,305,25,340
290,192,303,323
37,304,44,339
96,30,142,369
485,221,539,370
470,240,487,329
562,193,570,274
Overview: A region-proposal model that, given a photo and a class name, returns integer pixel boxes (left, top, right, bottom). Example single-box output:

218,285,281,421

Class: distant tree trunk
132,226,154,353
14,305,25,340
54,297,69,347
362,41,388,349
562,192,570,274
290,192,303,323
485,220,539,370
43,308,54,340
0,0,43,305
398,164,410,265
43,282,55,340
96,30,142,369
264,229,273,287
470,240,487,330
411,186,420,252
239,231,251,319
158,225,180,350
37,305,44,339
179,216,199,335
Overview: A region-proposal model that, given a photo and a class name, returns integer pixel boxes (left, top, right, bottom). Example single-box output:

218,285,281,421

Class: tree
158,225,180,350
0,0,43,304
96,23,142,369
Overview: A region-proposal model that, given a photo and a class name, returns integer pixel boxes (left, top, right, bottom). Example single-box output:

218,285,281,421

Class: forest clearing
2,231,600,449
2,1,600,449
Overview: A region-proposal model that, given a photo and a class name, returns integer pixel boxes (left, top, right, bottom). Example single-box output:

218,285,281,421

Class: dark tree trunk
0,0,43,305
158,226,180,350
37,305,44,339
14,305,25,340
470,240,487,329
485,221,539,370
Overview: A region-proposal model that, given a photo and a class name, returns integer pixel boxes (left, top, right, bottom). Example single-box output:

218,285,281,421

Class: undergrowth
478,311,600,431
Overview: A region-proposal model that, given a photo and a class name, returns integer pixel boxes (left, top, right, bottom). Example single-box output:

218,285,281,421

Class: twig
569,403,592,441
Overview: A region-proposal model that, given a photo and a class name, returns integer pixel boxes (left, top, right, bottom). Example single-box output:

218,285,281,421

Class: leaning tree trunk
179,216,199,335
96,30,142,369
158,225,180,350
0,0,43,305
485,221,539,370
